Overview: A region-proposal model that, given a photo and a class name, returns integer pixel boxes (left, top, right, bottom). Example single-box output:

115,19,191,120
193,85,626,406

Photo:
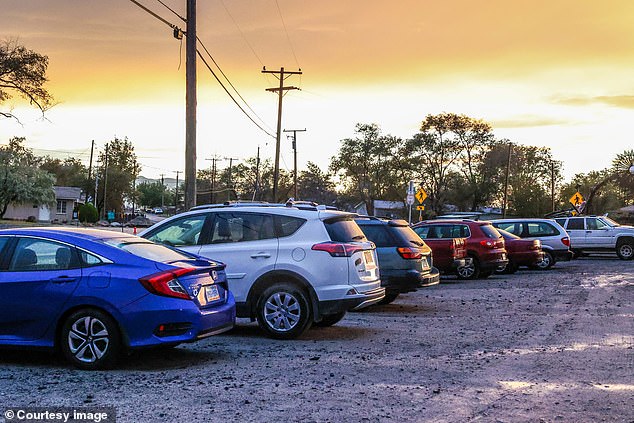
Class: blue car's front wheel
60,309,121,370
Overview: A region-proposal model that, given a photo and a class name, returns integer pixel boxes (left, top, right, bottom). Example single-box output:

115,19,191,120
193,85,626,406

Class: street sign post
569,191,584,215
415,188,427,204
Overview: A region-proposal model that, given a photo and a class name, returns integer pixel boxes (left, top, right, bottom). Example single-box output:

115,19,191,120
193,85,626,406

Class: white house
3,186,82,223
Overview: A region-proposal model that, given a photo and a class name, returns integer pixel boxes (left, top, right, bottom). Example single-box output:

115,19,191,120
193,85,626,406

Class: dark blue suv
355,217,440,304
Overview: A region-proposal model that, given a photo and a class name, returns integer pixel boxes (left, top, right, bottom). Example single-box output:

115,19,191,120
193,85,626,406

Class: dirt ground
1,257,632,423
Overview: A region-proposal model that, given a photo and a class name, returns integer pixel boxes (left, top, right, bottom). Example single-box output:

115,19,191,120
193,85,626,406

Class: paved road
0,258,632,422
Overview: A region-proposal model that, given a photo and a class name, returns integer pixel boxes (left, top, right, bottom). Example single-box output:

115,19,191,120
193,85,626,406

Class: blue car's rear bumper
119,292,236,349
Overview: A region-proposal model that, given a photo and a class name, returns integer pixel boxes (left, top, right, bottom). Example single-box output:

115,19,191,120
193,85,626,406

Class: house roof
55,186,82,200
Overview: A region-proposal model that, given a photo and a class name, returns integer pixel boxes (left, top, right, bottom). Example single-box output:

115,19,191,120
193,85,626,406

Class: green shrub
78,203,99,223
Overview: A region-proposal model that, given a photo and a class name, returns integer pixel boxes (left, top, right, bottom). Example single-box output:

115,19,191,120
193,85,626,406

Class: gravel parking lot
1,257,632,422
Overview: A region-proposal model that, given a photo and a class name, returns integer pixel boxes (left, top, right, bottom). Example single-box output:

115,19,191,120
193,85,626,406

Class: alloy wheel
263,291,302,332
68,316,110,363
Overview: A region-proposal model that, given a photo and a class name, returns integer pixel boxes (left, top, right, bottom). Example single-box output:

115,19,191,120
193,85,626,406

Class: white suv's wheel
616,241,634,260
256,283,312,339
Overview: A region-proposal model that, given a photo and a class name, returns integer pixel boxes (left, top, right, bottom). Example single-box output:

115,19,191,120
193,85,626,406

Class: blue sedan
0,228,236,369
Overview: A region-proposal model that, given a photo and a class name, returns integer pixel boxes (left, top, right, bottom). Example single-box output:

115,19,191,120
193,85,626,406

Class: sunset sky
1,0,633,183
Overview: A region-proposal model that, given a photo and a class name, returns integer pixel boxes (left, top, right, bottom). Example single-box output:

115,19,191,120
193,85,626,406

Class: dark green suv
355,217,440,304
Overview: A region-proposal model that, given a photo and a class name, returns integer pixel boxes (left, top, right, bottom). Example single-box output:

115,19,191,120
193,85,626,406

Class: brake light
312,242,365,257
397,247,423,259
480,240,496,248
561,237,570,247
139,267,194,300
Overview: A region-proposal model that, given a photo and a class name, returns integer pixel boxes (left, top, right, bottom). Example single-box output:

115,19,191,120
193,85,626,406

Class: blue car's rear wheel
61,309,121,370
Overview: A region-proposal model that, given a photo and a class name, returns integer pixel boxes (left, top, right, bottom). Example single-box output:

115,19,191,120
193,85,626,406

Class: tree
406,114,463,214
40,157,88,187
0,39,54,122
330,123,402,215
95,137,139,217
137,181,171,209
297,162,337,204
0,137,55,218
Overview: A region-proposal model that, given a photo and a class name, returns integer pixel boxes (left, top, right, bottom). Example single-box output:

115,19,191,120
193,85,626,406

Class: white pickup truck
555,216,634,260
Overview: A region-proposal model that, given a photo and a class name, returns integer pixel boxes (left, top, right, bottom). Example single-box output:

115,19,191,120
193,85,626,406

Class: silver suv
489,218,573,269
554,215,634,260
140,203,385,339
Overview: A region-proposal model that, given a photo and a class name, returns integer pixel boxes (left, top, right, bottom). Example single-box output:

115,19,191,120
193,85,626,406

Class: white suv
554,215,634,260
140,203,385,339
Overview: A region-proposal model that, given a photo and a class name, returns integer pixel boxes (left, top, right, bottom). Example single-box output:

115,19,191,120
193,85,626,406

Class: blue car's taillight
139,268,194,300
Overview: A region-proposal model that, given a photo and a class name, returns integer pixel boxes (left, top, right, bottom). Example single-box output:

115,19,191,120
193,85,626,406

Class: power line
154,0,186,22
196,38,274,133
219,0,265,68
274,0,300,70
197,50,275,139
128,0,179,30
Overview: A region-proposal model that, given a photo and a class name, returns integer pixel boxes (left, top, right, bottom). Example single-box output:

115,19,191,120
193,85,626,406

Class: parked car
412,220,508,279
0,228,235,369
409,225,471,275
153,207,164,214
554,215,634,260
354,217,440,304
495,228,544,273
490,218,573,269
140,202,385,339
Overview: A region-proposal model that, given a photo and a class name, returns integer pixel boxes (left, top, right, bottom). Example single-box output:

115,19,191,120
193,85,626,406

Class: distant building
3,186,83,223
354,200,405,218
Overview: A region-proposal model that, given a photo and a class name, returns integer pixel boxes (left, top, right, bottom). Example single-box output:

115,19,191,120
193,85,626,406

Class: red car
414,233,470,275
413,220,508,279
496,228,544,273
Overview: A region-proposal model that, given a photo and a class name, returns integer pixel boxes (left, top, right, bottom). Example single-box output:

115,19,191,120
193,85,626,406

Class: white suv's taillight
312,242,364,257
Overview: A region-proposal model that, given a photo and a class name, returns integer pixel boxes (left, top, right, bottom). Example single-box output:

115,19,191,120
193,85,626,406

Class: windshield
324,218,367,242
480,224,503,239
602,217,620,227
104,238,196,263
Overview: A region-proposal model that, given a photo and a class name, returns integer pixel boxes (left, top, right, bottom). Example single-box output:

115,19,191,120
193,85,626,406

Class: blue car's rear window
104,238,195,263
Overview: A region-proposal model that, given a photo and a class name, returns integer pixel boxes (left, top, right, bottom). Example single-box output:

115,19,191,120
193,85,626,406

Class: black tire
313,311,346,327
533,251,554,270
256,283,312,339
60,309,121,370
616,241,634,260
377,291,400,305
457,256,480,280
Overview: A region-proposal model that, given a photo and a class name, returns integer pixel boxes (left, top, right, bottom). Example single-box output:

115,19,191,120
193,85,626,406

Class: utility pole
225,157,239,201
102,143,109,220
283,129,306,200
87,140,95,204
205,156,222,204
184,0,197,211
174,170,182,212
253,146,261,201
502,142,512,218
262,66,302,202
551,161,556,212
160,174,165,208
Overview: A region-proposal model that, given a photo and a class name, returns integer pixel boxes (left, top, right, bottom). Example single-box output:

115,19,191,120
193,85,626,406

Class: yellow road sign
416,205,425,211
569,191,584,206
415,188,427,204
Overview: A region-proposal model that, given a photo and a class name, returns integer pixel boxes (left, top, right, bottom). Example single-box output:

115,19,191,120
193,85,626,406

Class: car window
78,250,104,267
145,213,207,247
276,215,306,237
413,226,430,238
480,224,502,239
0,237,8,253
324,217,367,242
527,222,558,236
359,225,394,247
453,225,470,238
8,238,79,271
566,218,584,230
210,213,275,243
586,218,608,230
555,218,567,227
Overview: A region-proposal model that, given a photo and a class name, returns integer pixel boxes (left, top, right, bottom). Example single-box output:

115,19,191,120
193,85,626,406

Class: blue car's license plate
205,285,220,302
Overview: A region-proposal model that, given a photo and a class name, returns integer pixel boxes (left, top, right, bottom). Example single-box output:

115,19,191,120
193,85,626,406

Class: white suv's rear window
324,218,367,242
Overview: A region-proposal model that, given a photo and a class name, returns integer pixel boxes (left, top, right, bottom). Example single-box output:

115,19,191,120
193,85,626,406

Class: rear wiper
410,240,424,246
351,235,366,241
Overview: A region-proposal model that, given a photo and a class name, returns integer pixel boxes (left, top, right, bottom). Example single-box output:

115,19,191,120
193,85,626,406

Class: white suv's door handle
250,252,271,259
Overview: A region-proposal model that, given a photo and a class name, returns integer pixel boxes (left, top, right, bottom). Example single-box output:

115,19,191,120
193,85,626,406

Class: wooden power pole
262,67,302,202
185,0,197,211
283,128,306,200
